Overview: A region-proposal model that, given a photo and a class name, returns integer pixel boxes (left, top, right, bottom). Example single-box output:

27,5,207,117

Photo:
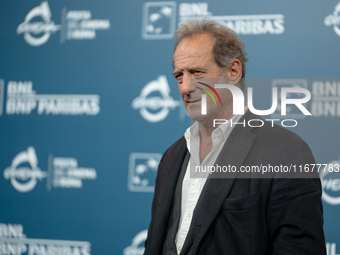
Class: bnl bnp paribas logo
141,2,284,39
0,79,100,116
0,223,91,255
17,1,110,46
3,146,97,193
0,80,4,117
325,2,340,37
271,79,340,119
327,242,340,255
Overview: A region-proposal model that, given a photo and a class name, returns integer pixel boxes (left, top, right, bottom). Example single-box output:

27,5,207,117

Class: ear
224,58,242,84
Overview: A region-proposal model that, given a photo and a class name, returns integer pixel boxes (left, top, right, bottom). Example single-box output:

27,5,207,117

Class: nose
181,72,196,95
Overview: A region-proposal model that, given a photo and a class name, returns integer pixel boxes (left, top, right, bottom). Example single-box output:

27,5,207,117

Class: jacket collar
180,110,260,254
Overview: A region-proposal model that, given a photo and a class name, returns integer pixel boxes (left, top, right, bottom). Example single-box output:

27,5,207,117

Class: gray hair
174,18,248,91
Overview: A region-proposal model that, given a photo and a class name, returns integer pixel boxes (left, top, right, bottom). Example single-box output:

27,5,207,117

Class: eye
174,73,183,80
194,70,204,77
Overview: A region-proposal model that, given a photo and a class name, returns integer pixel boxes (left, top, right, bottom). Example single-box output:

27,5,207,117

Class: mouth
186,99,201,104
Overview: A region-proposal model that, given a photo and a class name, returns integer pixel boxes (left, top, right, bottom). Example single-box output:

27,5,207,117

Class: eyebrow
187,67,206,72
172,67,207,76
172,70,182,77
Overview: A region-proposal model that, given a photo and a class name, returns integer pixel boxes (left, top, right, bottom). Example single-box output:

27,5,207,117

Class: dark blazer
145,111,326,255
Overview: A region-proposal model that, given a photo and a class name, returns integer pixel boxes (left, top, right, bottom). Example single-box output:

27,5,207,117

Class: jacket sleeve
267,135,326,255
143,147,169,254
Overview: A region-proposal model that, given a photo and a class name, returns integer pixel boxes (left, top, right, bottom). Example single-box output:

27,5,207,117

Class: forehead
173,34,215,67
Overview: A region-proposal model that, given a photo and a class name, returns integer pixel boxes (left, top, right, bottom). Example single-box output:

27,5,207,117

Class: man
144,18,326,255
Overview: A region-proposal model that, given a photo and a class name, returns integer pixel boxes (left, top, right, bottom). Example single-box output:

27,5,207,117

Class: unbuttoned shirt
175,108,248,254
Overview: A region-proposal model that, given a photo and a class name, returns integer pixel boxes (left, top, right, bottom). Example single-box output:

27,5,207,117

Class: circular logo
123,230,147,255
3,147,46,192
132,75,180,122
320,159,340,205
16,1,60,46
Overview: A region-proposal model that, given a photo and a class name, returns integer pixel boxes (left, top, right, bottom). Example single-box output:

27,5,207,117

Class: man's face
173,34,232,122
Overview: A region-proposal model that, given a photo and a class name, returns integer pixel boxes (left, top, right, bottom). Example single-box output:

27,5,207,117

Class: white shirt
175,108,248,254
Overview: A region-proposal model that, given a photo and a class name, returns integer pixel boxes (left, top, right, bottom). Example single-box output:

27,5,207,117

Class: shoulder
166,136,186,153
157,136,187,170
160,136,186,161
254,118,303,142
248,115,311,153
241,112,316,166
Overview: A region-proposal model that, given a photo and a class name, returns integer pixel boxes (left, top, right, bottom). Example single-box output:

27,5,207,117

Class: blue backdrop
1,0,340,254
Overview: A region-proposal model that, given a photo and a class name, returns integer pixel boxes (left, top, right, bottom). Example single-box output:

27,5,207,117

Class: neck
197,100,247,139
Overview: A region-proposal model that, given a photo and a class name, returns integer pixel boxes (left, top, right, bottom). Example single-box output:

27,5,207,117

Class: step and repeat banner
0,0,340,254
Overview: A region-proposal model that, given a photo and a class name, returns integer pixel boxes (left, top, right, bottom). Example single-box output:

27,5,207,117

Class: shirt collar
184,106,249,149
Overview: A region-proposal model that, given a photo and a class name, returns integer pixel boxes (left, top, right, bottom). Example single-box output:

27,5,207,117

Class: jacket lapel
155,140,187,217
180,111,258,254
149,138,188,253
